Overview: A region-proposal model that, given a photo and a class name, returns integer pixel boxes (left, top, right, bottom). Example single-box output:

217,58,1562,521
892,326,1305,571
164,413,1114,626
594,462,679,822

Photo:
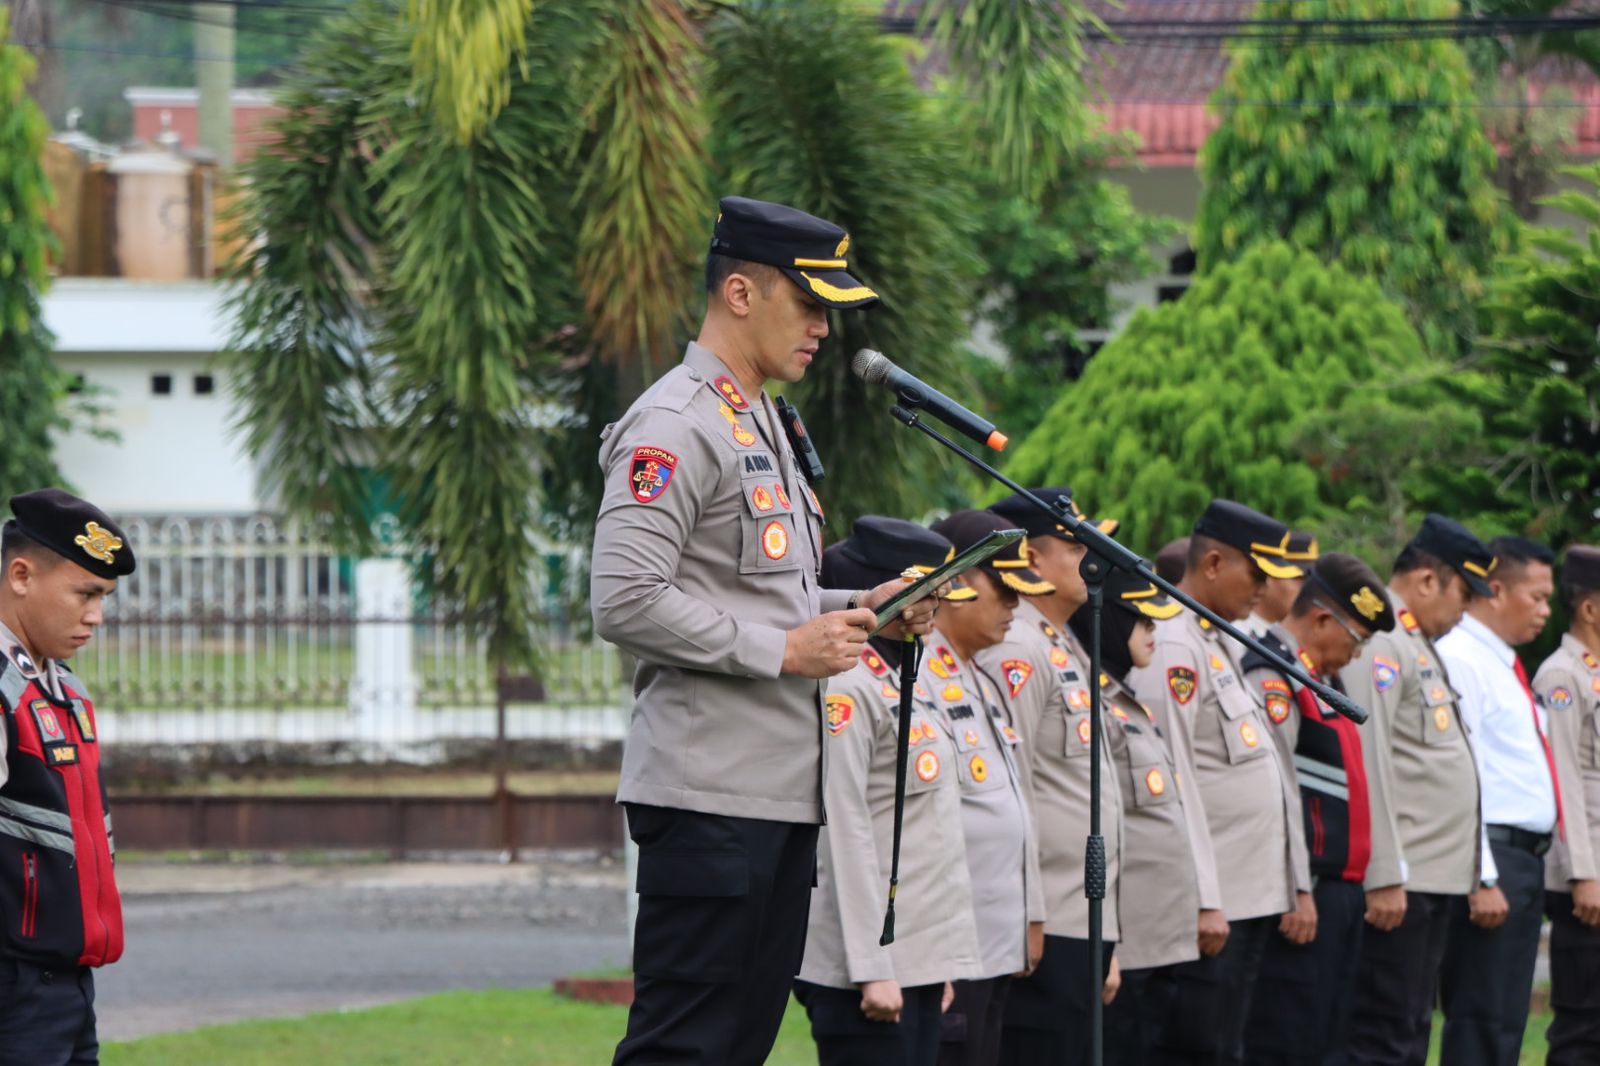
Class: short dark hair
1561,578,1600,616
0,525,61,573
1489,535,1555,585
706,254,780,297
1186,533,1224,571
1155,537,1189,585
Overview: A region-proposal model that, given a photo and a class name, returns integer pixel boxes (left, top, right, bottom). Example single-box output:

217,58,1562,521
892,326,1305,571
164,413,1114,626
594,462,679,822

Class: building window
152,374,173,396
66,374,86,395
194,373,215,396
1169,247,1197,275
1157,284,1189,304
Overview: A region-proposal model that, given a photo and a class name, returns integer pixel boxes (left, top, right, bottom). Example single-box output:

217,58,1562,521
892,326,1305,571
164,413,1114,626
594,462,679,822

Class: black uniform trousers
1347,889,1454,1065
997,934,1113,1066
1139,913,1275,1066
0,957,99,1065
612,804,819,1066
1103,962,1182,1066
1244,879,1366,1066
938,975,1012,1066
1438,837,1545,1066
794,979,944,1066
1546,889,1600,1066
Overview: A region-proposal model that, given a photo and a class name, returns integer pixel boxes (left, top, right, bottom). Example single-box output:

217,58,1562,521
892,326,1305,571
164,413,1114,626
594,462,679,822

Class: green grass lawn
98,986,1552,1066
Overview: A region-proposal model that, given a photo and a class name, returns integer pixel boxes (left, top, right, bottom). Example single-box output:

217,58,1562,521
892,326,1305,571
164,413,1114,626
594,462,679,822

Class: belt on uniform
1486,824,1553,857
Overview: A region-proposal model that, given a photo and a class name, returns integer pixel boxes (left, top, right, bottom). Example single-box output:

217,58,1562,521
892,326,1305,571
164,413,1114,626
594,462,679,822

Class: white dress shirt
1438,613,1558,882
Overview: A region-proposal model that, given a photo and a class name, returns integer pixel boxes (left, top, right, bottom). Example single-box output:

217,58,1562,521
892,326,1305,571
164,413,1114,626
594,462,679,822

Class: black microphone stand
885,403,1371,1066
881,634,922,946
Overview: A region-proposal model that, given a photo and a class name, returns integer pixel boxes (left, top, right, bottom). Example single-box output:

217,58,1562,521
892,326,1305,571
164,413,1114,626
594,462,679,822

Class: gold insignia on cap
835,234,850,258
74,521,122,566
1350,586,1384,622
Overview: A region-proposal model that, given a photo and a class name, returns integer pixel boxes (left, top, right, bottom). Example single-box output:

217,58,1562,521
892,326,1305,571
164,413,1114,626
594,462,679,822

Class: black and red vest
0,657,123,968
1245,634,1371,884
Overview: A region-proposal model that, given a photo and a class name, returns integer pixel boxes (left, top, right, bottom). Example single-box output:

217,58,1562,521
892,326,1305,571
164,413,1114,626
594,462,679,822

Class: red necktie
1514,655,1563,837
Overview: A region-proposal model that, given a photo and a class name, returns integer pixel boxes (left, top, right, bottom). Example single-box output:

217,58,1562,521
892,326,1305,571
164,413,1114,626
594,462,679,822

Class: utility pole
194,0,235,166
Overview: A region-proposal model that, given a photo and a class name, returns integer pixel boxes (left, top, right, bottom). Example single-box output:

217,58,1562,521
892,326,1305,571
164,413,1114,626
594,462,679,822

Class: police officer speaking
0,489,136,1065
592,197,937,1065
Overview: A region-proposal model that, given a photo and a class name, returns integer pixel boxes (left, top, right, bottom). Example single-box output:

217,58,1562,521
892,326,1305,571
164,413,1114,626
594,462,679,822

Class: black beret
710,196,879,309
1564,545,1600,592
5,488,135,579
1306,552,1395,634
1409,514,1497,598
826,516,977,602
1105,569,1182,621
931,509,1054,597
1192,499,1303,579
989,487,1121,542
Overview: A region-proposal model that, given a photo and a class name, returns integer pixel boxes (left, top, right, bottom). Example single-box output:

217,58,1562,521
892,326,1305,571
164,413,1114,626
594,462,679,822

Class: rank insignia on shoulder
1076,718,1093,746
1145,768,1166,796
629,446,678,503
943,684,964,702
1040,622,1057,639
915,750,941,782
713,376,750,410
1372,656,1400,691
1167,666,1197,706
1298,649,1318,674
1100,673,1111,688
862,649,888,676
825,694,854,736
1265,692,1291,724
1398,608,1420,634
1546,687,1575,711
935,646,961,675
1002,659,1033,698
928,656,951,680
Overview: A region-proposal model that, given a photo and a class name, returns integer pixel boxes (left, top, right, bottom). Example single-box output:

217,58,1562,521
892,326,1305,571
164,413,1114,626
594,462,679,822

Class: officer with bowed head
1240,553,1396,1065
796,516,982,1066
0,489,136,1064
592,197,938,1066
926,509,1054,1066
1344,513,1494,1066
1537,543,1600,1064
1126,498,1308,1066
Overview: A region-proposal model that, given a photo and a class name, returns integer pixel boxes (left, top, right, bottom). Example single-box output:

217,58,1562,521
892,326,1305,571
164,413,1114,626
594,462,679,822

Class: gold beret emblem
74,521,122,566
1350,586,1383,622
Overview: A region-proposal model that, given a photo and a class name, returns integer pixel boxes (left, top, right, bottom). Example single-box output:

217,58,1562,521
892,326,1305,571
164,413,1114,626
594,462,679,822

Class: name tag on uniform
47,745,78,766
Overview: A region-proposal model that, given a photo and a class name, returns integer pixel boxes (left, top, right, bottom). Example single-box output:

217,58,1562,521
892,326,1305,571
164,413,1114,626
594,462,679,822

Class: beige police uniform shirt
1129,613,1297,921
1242,625,1318,894
1344,590,1482,895
592,342,853,824
800,646,983,990
925,627,1038,978
1101,670,1202,971
1537,633,1600,892
976,601,1121,942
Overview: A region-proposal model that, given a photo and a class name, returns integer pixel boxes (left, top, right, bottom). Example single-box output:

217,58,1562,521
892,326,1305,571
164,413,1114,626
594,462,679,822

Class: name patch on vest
46,744,78,766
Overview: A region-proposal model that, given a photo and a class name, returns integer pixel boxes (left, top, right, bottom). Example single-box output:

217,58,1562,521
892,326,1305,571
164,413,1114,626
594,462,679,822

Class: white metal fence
71,515,628,762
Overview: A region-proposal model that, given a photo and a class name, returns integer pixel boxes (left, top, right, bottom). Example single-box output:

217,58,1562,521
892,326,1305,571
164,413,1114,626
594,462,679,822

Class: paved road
96,858,631,1041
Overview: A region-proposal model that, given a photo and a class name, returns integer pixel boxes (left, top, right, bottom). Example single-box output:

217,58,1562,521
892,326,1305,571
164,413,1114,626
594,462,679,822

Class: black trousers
939,975,1012,1066
1547,889,1600,1066
1141,913,1275,1066
1347,889,1453,1066
1438,839,1545,1066
0,958,99,1066
997,934,1113,1066
794,980,944,1066
1104,962,1182,1066
612,804,819,1066
1244,879,1366,1066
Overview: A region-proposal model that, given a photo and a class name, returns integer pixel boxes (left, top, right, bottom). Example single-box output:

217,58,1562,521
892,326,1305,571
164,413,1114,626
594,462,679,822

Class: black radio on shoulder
775,396,826,484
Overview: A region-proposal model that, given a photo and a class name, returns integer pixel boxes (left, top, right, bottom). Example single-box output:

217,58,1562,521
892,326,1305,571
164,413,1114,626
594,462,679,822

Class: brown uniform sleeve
591,409,788,678
821,675,896,984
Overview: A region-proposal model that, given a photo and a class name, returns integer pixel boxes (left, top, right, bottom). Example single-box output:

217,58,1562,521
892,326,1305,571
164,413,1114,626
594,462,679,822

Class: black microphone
851,349,1009,452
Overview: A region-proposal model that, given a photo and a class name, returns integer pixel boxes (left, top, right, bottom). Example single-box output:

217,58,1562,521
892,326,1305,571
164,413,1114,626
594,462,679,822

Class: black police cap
5,488,135,580
1284,530,1319,565
1191,499,1303,579
1305,552,1396,633
930,509,1054,597
709,196,880,309
1563,544,1600,592
1104,569,1182,621
1409,514,1497,598
989,487,1121,543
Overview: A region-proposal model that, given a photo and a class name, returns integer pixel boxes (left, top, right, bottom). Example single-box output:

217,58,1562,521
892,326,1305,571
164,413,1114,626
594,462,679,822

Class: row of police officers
593,196,1600,1066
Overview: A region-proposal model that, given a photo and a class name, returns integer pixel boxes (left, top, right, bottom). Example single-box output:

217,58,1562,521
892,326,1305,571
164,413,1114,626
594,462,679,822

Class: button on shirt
1437,613,1557,882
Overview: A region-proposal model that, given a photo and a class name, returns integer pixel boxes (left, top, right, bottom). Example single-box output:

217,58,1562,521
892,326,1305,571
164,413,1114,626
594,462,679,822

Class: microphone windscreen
851,348,892,385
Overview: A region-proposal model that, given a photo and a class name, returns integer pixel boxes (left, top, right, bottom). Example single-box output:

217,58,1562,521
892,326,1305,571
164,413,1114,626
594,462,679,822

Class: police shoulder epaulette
1238,630,1291,677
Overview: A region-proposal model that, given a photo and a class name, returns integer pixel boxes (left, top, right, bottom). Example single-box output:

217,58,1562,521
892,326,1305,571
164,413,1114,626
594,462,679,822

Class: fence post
351,557,416,755
494,665,516,861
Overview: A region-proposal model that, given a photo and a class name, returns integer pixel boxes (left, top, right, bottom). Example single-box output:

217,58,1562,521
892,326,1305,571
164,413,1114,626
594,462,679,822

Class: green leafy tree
0,9,69,501
706,0,983,536
1194,0,1513,353
1003,242,1485,560
1475,162,1600,545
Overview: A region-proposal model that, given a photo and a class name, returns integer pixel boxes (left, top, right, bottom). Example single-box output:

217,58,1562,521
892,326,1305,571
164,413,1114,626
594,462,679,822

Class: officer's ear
719,272,756,319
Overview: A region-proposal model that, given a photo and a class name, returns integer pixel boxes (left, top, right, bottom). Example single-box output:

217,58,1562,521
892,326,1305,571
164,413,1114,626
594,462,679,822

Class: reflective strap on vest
0,661,25,715
0,813,75,855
